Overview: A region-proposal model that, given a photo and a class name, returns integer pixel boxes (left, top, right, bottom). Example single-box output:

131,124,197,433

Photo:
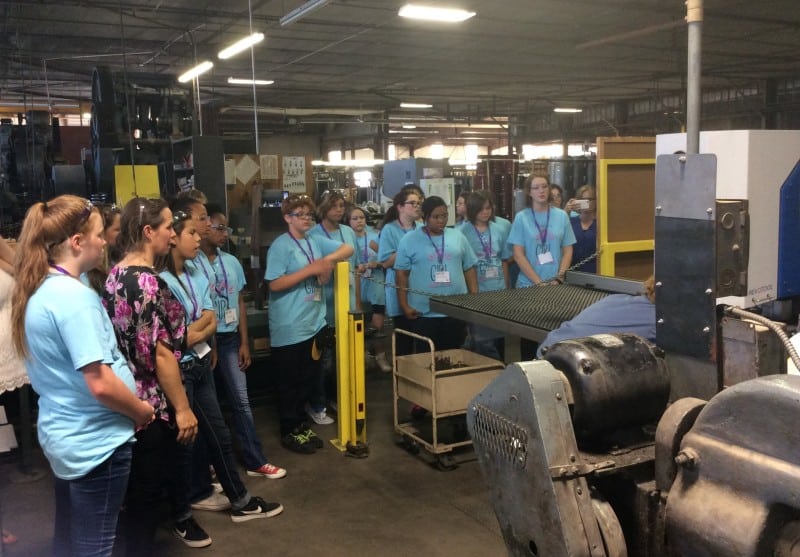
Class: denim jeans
53,442,132,557
120,419,177,557
181,356,250,512
214,332,267,470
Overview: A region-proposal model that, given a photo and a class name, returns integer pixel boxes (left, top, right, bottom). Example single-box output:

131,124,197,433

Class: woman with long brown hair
11,195,154,557
103,197,200,554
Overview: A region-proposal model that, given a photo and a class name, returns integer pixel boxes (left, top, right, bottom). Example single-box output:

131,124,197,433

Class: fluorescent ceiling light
400,102,433,109
218,33,265,59
553,107,583,113
178,61,213,83
280,0,331,27
388,129,439,134
228,77,274,85
311,159,385,167
398,4,476,23
402,124,417,129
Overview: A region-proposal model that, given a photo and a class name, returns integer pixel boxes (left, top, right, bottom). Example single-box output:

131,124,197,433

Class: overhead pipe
686,0,703,154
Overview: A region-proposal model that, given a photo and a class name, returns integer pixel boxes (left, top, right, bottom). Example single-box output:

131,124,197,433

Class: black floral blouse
102,265,186,423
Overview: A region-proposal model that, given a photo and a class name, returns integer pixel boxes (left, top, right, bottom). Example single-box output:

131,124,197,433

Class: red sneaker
246,463,287,479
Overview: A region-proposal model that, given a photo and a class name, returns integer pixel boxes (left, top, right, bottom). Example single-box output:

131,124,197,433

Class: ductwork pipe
686,0,703,154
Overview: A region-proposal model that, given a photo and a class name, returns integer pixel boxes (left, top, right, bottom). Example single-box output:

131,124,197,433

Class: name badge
194,341,212,359
362,268,372,278
304,287,322,302
434,270,451,284
224,308,237,325
484,266,499,278
537,251,554,265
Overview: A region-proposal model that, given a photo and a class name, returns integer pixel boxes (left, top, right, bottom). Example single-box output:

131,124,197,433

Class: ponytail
12,195,96,356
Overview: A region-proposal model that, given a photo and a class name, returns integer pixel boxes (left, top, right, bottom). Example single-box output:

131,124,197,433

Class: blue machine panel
777,160,800,298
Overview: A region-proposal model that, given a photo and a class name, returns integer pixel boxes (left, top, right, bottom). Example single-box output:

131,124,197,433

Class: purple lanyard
424,227,446,264
197,254,229,298
319,223,344,242
531,207,550,246
216,255,230,298
473,224,493,259
360,233,370,263
288,232,315,264
49,263,72,277
180,271,200,321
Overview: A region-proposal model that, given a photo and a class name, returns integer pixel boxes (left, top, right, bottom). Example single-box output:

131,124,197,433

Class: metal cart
392,328,504,469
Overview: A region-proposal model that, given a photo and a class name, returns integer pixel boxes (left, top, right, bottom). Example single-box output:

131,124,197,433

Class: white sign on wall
282,156,306,193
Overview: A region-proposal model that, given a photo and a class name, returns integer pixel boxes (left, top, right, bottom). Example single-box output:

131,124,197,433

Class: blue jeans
180,356,250,512
214,332,267,470
53,442,132,557
121,419,177,557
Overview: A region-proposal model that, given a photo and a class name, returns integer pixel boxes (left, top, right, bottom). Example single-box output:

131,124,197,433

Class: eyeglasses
289,212,313,219
403,201,420,207
172,210,191,225
210,224,233,234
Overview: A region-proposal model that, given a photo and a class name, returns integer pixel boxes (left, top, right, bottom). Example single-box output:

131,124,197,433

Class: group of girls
378,176,576,360
12,194,283,557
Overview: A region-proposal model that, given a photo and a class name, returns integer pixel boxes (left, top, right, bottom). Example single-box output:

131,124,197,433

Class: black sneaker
231,496,284,523
173,517,212,548
301,425,324,449
281,430,316,454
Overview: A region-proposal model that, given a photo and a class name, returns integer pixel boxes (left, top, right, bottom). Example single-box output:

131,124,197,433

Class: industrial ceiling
1,0,799,143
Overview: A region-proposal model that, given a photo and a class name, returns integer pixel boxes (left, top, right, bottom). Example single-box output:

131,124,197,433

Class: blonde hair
12,195,97,356
643,275,655,303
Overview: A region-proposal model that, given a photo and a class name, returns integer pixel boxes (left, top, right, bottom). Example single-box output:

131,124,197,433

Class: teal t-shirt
394,227,477,317
308,223,358,326
377,220,417,317
25,274,136,480
459,220,512,293
265,232,343,347
160,267,214,361
354,228,385,306
188,249,246,334
507,207,576,287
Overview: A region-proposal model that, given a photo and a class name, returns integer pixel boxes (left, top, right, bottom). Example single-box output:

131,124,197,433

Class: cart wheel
395,435,420,455
435,454,458,471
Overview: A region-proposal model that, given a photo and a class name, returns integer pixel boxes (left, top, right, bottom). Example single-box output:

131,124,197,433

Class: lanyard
195,253,230,300
216,254,230,299
531,207,550,246
49,263,73,277
473,224,493,259
288,231,315,264
319,223,344,242
359,233,370,263
180,271,200,321
424,227,446,264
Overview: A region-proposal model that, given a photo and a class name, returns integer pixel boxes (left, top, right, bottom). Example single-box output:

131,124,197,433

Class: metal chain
566,249,601,272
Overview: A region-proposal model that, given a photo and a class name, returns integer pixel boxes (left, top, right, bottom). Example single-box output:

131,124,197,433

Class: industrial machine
428,135,800,556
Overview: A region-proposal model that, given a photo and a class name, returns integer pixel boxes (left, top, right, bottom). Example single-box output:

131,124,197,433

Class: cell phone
576,199,590,210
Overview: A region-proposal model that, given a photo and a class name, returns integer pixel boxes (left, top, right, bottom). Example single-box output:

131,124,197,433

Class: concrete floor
0,363,507,557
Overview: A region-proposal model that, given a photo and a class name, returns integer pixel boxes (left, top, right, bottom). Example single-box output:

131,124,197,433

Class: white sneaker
305,403,335,425
191,491,231,511
376,352,392,373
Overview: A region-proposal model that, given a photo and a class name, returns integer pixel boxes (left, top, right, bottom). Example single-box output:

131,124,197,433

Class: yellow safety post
331,261,368,456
